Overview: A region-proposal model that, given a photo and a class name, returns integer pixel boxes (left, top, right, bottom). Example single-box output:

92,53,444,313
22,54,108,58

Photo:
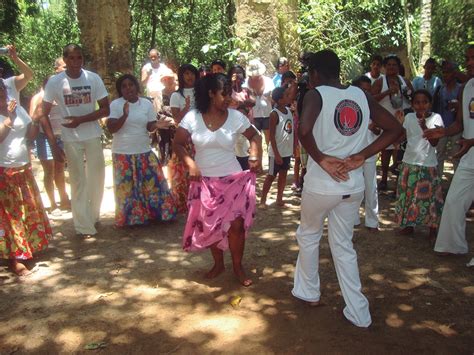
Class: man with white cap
245,59,274,145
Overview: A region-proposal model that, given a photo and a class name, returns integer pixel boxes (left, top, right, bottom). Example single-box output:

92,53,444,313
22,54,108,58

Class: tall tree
418,0,431,71
76,0,133,94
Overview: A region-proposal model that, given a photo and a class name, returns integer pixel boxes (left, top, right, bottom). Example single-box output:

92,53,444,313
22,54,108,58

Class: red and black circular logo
333,99,363,136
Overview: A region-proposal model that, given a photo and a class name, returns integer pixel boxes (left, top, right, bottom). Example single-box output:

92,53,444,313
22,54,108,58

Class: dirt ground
1,152,473,354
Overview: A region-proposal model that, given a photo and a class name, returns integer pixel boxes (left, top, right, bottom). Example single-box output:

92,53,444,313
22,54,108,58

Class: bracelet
248,156,259,161
32,121,40,126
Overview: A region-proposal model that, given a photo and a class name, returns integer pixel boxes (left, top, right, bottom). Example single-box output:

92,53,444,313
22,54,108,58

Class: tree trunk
234,0,300,74
401,0,416,77
76,0,133,96
419,0,432,71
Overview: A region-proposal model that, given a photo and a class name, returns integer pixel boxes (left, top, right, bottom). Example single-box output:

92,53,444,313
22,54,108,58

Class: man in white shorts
425,45,474,255
292,50,402,327
42,43,109,237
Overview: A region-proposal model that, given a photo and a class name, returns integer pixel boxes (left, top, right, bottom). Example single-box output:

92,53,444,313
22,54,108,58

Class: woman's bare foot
8,260,32,277
234,267,252,287
399,226,414,235
205,264,225,279
258,202,267,209
276,200,287,208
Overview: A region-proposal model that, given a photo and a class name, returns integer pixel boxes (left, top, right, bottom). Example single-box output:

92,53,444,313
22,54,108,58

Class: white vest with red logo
304,85,370,195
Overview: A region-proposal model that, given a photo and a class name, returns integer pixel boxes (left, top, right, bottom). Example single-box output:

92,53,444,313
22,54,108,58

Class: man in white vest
425,45,474,255
292,50,402,327
141,48,170,112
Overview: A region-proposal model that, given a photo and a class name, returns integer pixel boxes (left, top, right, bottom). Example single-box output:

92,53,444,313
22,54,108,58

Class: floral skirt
113,151,176,226
168,140,194,214
0,164,51,260
182,171,256,252
396,162,444,228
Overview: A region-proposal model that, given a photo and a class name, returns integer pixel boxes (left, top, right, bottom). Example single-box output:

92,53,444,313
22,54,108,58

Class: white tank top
268,107,294,157
304,85,370,195
379,75,407,115
460,78,474,169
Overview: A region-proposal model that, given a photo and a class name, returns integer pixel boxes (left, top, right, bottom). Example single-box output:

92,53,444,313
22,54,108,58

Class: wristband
248,156,259,161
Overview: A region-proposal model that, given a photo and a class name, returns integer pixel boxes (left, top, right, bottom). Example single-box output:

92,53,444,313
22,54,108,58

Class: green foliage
130,0,235,73
0,0,21,35
298,0,415,81
1,0,80,96
432,0,474,68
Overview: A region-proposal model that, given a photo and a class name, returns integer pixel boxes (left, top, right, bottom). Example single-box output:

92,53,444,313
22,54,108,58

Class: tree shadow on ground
0,170,473,354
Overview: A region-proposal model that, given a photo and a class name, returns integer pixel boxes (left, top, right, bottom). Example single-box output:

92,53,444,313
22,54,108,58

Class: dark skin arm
298,90,348,182
62,97,110,128
40,101,65,162
268,111,282,164
106,102,129,133
344,93,403,171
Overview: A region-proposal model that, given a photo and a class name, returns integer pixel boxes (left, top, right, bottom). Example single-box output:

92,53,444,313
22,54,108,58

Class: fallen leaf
230,296,242,308
84,342,107,350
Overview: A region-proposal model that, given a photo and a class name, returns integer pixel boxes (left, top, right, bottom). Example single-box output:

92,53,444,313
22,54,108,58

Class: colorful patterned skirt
113,151,177,227
0,164,51,260
168,140,194,214
396,162,444,228
182,171,256,252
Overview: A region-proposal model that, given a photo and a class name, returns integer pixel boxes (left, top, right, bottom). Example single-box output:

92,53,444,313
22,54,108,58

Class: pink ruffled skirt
182,171,256,252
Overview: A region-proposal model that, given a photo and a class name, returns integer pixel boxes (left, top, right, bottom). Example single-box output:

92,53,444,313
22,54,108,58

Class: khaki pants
64,137,105,235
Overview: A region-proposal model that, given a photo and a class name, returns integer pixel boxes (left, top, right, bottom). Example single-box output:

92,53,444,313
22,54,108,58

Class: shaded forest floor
1,154,473,354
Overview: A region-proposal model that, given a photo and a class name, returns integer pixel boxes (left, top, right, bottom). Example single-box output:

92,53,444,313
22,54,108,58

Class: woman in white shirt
395,90,444,242
173,73,262,287
0,79,52,276
106,74,176,227
168,64,199,213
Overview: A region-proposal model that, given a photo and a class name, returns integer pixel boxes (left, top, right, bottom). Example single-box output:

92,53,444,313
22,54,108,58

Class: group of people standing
1,42,473,329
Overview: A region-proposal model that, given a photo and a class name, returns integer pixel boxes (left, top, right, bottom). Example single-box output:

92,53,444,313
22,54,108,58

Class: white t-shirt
403,112,443,167
4,77,19,102
304,86,370,195
43,69,108,142
268,107,294,157
460,78,474,169
170,88,195,111
109,97,156,155
180,108,251,177
0,106,32,167
365,72,384,85
244,76,274,118
365,121,378,163
142,62,169,93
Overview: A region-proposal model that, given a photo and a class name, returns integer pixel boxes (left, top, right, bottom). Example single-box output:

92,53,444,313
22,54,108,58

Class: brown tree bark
234,0,300,74
76,0,133,96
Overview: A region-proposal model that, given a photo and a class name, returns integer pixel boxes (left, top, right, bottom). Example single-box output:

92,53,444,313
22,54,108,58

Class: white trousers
436,133,461,177
355,160,379,228
64,137,105,235
434,166,474,254
292,190,371,327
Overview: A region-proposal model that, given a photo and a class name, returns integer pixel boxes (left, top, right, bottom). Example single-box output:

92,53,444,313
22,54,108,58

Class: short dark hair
228,64,246,79
413,89,433,103
115,74,140,97
281,70,296,83
272,86,287,102
424,57,437,67
63,43,82,58
352,75,371,87
195,73,230,113
383,54,401,67
370,54,383,64
177,63,199,97
305,50,340,79
211,59,226,71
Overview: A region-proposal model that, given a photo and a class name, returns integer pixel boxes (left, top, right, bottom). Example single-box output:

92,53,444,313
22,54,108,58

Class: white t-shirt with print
43,69,108,142
268,107,294,157
305,85,370,195
180,108,251,177
109,97,156,155
244,76,274,118
142,62,169,93
403,112,444,167
0,106,32,167
170,88,195,111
